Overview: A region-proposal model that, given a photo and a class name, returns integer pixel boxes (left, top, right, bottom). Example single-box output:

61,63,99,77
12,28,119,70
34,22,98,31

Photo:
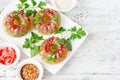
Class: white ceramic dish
0,0,88,74
0,34,20,68
17,59,43,80
50,0,77,12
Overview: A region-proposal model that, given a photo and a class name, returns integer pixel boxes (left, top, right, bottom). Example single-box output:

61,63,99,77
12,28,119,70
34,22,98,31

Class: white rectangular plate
0,0,88,74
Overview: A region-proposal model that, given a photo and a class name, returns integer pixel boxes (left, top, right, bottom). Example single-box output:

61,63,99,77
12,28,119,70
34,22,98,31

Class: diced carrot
39,46,43,51
55,59,59,63
8,29,13,33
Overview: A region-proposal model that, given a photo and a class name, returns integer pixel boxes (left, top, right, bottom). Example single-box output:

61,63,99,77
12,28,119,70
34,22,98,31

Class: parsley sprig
55,27,66,34
38,1,47,9
69,26,86,40
63,38,72,51
23,32,43,57
17,0,47,16
55,26,86,40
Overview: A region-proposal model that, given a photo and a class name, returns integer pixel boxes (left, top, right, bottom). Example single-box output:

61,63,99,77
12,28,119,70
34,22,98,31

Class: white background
0,0,120,80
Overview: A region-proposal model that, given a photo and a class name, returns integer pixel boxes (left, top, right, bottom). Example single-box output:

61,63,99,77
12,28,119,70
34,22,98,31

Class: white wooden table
1,0,120,80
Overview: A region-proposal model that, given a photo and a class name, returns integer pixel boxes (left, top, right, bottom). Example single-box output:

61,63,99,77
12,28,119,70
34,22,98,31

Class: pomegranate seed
8,15,12,19
39,22,43,26
48,10,54,15
45,44,49,53
5,21,8,26
60,44,65,49
11,25,17,30
19,11,24,16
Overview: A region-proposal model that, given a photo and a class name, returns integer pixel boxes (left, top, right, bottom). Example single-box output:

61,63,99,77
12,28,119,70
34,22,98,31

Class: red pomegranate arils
8,15,12,19
45,44,49,53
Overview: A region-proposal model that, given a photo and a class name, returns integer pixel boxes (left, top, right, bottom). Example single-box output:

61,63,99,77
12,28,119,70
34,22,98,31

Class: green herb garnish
47,54,56,62
20,0,27,4
5,26,9,31
23,32,43,57
24,3,30,8
69,26,86,40
63,38,72,51
17,4,23,10
13,11,18,17
30,32,43,43
38,1,47,9
55,27,66,34
55,26,86,40
17,0,47,16
34,15,41,25
31,0,37,6
23,32,43,48
26,10,35,16
17,0,29,10
30,45,40,57
52,15,59,22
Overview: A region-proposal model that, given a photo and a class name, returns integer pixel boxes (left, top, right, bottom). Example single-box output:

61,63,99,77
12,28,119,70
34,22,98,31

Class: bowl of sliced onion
0,42,20,68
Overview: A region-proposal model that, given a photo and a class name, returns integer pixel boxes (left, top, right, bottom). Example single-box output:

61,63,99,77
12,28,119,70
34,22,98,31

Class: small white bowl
50,0,77,12
0,42,20,68
17,59,44,80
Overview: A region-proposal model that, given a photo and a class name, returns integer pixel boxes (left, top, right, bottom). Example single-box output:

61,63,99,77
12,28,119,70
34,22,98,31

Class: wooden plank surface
0,0,120,80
